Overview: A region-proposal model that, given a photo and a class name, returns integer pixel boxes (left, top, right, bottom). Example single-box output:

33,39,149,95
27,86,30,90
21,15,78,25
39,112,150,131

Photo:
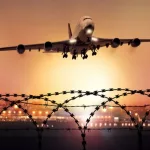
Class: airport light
14,105,18,109
2,111,6,114
19,111,22,114
109,106,113,109
135,113,138,116
32,111,35,114
103,108,107,112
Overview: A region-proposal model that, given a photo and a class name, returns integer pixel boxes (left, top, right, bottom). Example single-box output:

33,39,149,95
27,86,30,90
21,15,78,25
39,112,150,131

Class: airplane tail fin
68,23,72,39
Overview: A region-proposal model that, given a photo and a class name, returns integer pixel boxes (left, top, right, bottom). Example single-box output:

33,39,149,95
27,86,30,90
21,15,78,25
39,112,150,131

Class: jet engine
17,44,25,54
131,38,141,47
44,41,52,51
111,38,120,48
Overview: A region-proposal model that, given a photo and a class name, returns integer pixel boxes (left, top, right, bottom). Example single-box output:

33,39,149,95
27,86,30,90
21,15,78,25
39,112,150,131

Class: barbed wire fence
0,88,150,150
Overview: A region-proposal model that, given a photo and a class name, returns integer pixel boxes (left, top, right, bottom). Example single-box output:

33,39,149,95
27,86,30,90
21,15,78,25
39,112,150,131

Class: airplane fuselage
71,16,95,43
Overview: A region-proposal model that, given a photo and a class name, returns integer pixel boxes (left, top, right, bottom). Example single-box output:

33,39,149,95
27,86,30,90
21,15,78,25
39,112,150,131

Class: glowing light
114,123,117,126
45,111,48,114
13,111,16,114
104,123,107,126
135,113,138,116
14,105,18,109
51,125,54,128
95,123,97,127
91,37,98,42
103,108,107,112
32,111,35,114
19,111,22,114
109,106,113,109
69,39,77,44
109,123,111,126
8,111,11,114
122,123,124,126
2,111,6,114
39,111,42,115
86,29,93,34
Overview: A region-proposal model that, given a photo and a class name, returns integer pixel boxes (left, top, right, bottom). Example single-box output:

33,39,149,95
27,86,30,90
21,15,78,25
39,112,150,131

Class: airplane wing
0,40,70,54
91,37,150,49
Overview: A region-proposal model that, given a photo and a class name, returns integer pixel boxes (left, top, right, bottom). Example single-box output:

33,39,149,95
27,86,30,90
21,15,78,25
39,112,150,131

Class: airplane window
83,18,92,21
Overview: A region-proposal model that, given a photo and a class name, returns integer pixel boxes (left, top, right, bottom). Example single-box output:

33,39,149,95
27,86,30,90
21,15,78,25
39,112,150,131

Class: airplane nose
85,25,94,30
85,25,94,35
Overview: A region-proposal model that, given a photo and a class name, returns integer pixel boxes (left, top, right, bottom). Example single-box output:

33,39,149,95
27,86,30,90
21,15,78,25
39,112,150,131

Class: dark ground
0,129,149,150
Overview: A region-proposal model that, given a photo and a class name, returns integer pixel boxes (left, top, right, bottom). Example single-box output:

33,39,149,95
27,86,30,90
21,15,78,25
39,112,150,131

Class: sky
0,0,150,106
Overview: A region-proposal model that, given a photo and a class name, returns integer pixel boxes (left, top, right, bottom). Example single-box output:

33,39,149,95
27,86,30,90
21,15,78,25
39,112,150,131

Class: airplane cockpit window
83,18,92,21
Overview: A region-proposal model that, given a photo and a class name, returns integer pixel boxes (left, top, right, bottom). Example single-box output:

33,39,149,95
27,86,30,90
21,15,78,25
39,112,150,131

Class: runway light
14,105,18,109
32,111,35,114
19,111,22,114
99,123,102,127
45,111,48,114
8,111,11,114
39,111,42,115
103,108,107,112
135,113,138,116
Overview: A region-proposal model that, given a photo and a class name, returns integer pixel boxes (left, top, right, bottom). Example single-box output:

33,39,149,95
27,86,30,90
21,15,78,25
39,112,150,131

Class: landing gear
81,48,88,60
62,45,69,58
72,49,78,60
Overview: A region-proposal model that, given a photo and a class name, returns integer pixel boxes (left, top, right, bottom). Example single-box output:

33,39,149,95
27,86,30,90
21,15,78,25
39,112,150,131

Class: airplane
0,16,150,60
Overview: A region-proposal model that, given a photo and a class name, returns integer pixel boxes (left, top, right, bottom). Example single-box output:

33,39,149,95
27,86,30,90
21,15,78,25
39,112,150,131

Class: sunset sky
0,0,150,106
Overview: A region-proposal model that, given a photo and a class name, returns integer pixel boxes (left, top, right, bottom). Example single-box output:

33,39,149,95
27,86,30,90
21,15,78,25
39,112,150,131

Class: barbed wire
0,88,150,150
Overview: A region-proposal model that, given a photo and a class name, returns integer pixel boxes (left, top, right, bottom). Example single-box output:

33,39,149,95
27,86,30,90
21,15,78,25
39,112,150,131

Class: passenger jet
0,16,150,59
